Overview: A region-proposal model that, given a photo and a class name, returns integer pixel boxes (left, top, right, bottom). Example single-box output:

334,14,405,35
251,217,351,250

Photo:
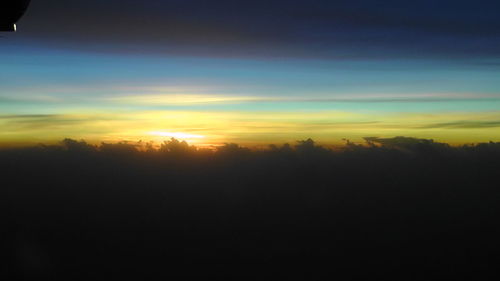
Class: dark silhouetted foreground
2,137,500,280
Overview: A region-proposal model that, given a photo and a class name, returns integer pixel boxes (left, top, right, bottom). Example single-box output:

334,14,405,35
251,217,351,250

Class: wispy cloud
0,114,99,131
0,114,60,119
0,95,65,104
104,94,276,105
420,120,500,129
101,93,500,106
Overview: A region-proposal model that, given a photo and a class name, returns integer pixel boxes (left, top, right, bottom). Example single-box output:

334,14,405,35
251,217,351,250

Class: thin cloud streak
101,93,500,106
419,120,500,129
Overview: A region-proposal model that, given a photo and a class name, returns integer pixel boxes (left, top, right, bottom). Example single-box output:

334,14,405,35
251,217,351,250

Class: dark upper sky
15,0,500,59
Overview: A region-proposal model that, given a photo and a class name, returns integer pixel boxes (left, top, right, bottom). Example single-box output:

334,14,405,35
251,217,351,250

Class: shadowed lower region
2,137,500,280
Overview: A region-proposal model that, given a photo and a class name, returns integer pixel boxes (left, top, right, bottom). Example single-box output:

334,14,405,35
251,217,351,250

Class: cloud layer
17,0,500,59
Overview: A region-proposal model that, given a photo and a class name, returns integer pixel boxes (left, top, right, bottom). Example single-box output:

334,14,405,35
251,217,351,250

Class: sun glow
108,94,272,105
149,131,205,139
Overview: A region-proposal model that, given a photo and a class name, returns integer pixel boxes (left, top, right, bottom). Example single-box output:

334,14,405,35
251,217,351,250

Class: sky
1,0,500,147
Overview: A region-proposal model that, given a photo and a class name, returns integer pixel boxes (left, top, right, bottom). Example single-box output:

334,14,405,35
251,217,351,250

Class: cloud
0,114,93,130
16,0,500,59
0,114,59,119
420,120,500,129
105,94,277,105
100,93,500,106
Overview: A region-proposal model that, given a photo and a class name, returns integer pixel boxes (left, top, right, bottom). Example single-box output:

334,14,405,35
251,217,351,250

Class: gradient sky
1,0,500,147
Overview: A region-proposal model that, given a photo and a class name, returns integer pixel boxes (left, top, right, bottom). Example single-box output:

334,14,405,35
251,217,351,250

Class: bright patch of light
107,94,276,105
149,131,205,139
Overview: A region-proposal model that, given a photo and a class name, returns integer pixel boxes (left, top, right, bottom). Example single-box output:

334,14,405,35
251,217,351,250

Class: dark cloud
420,120,500,129
0,114,91,130
0,114,59,119
15,0,500,59
296,97,500,103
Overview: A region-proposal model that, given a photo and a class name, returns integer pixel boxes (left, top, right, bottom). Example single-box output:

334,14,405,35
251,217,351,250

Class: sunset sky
1,0,500,147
